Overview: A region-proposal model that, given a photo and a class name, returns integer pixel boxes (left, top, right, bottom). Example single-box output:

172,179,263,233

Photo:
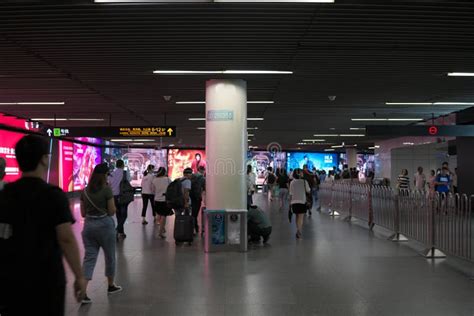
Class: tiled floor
65,194,474,316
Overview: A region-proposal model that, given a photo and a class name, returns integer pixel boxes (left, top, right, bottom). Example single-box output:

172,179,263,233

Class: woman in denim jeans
80,163,122,304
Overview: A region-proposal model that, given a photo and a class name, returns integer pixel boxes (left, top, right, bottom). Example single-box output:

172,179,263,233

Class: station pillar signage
42,126,177,138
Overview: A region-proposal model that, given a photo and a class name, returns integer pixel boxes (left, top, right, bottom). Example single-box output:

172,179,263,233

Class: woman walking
289,168,311,239
152,167,173,238
277,168,289,210
141,164,155,225
80,163,122,304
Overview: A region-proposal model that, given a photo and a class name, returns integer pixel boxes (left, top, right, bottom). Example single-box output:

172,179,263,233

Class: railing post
422,192,446,258
389,190,408,242
368,185,374,230
328,182,340,217
343,183,353,222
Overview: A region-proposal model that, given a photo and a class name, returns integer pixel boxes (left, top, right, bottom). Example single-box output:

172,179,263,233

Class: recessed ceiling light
68,118,105,121
247,118,264,121
216,0,334,2
313,134,338,137
339,134,365,137
0,102,65,105
131,143,145,145
110,139,133,142
176,101,274,104
188,118,206,121
387,118,423,121
131,139,155,142
350,127,366,130
302,139,326,142
154,70,292,75
247,127,259,130
248,133,255,137
403,142,415,145
197,127,206,130
331,145,344,148
447,72,474,77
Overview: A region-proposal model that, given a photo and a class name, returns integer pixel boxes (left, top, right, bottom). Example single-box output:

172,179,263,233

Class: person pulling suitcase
166,168,194,245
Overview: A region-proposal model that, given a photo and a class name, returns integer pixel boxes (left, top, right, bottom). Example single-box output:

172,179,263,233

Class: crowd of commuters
396,161,458,195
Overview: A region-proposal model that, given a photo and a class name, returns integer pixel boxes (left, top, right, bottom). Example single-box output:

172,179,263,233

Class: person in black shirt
0,135,86,316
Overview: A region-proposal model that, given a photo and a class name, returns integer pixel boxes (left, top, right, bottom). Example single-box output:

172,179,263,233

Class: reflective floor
65,194,474,316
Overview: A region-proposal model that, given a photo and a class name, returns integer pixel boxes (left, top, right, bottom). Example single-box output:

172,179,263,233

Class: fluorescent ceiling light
447,72,474,77
385,102,433,105
0,102,65,105
216,0,334,2
339,134,365,137
403,142,415,145
350,127,365,130
313,134,338,137
247,127,259,130
31,118,68,121
351,118,423,122
155,70,292,75
302,139,326,142
248,134,255,137
324,149,335,152
169,144,175,147
131,143,144,145
68,118,105,121
110,139,133,142
132,139,155,142
248,139,252,142
433,102,474,105
368,145,380,150
331,145,344,148
197,127,206,130
189,117,263,121
176,101,273,104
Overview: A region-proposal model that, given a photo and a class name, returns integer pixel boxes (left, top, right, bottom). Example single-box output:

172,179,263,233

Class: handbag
118,170,135,206
304,180,313,210
288,204,293,223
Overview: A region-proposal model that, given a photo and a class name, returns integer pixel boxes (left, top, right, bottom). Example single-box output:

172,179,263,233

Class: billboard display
0,129,25,182
247,151,287,185
72,137,102,191
168,149,206,180
287,152,338,173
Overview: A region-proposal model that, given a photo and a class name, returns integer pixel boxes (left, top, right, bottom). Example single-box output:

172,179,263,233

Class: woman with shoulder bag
289,168,311,239
152,167,173,238
80,163,122,304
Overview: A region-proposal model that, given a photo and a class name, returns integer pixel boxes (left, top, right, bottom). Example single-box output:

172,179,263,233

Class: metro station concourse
0,1,473,316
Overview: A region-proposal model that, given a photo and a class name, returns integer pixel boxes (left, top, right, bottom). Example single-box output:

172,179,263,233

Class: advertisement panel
247,151,287,185
287,152,338,173
0,129,24,182
121,148,167,187
72,137,102,191
59,140,74,192
168,149,206,180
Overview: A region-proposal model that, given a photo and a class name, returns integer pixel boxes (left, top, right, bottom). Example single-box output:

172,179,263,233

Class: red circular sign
428,126,438,135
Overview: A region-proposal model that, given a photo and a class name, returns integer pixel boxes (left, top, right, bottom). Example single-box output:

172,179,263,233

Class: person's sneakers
263,235,270,244
142,220,148,225
107,284,123,295
81,295,92,304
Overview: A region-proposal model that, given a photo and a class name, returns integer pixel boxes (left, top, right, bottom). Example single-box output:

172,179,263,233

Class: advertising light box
0,129,25,182
72,137,102,191
287,152,338,173
168,149,206,180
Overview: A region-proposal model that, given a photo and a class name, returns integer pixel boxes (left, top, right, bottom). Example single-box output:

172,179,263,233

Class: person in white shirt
413,166,426,192
108,159,131,239
152,167,172,238
289,168,311,239
140,164,155,225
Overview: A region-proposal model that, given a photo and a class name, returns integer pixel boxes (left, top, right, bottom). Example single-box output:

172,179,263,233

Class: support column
205,79,247,210
346,148,357,169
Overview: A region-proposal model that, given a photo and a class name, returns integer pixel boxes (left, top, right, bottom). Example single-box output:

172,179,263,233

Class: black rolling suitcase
174,208,194,245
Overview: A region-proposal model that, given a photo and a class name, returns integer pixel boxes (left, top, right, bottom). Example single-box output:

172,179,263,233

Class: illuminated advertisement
339,153,375,177
168,149,206,180
73,137,102,191
287,152,338,173
247,151,287,185
0,129,25,182
121,148,167,187
58,140,74,192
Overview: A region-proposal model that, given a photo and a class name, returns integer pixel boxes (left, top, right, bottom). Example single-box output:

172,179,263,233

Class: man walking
108,159,131,239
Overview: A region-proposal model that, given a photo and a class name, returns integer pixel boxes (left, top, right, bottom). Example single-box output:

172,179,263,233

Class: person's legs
248,221,261,242
296,212,304,238
262,226,272,243
191,197,201,233
82,220,101,282
141,194,149,223
99,217,117,286
279,188,288,209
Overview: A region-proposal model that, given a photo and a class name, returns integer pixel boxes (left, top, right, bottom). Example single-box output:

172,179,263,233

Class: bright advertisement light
59,140,74,192
72,138,102,191
0,129,25,182
286,152,338,173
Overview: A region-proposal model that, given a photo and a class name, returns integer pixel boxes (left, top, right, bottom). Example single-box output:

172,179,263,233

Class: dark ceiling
1,0,474,150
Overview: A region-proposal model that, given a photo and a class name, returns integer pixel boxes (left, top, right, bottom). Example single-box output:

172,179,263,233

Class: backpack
118,170,135,206
190,174,205,200
166,179,185,209
267,173,276,184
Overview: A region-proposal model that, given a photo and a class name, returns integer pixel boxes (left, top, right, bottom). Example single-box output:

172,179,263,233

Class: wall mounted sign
42,126,176,138
207,110,234,121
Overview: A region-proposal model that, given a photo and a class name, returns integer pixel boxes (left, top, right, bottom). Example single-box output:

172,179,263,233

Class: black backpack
118,170,135,206
190,174,205,200
166,179,185,209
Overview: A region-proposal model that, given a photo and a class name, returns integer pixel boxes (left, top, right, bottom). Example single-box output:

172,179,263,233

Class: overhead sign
366,125,474,137
207,110,234,121
42,126,176,138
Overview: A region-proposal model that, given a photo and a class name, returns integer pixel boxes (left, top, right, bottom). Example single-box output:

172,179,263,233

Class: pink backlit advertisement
0,129,24,182
72,137,101,191
59,140,74,192
168,149,206,180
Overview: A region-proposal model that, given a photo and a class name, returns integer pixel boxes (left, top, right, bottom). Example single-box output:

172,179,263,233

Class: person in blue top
435,167,451,194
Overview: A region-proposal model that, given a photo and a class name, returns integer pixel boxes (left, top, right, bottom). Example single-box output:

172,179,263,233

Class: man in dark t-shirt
0,135,85,316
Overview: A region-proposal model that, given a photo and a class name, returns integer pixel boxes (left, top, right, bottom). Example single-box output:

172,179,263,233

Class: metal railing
319,182,473,261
